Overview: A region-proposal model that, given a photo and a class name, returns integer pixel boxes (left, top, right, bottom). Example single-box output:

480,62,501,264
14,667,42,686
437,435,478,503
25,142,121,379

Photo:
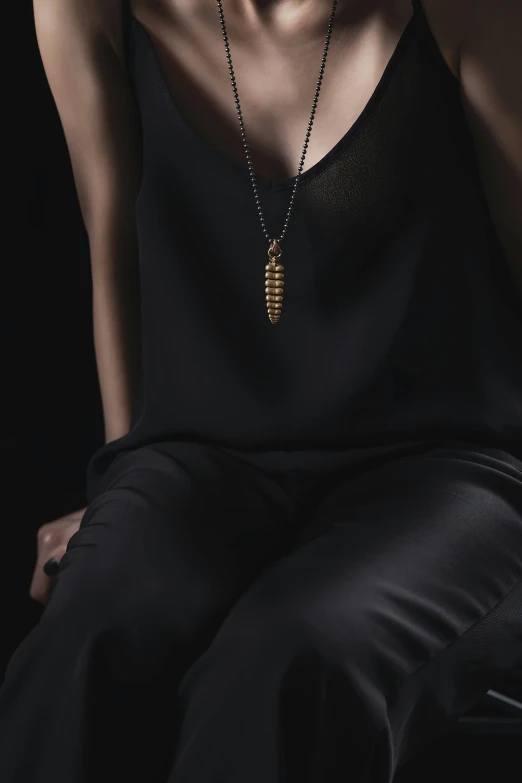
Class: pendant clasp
268,239,282,261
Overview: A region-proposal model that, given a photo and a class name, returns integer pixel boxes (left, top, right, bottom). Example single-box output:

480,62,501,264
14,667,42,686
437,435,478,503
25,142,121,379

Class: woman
1,0,521,780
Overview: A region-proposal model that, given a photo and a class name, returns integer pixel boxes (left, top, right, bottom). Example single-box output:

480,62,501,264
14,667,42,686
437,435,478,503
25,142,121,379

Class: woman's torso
86,0,522,500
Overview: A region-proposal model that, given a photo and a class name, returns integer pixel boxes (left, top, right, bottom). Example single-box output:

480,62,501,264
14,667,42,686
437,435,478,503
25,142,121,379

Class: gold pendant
265,239,284,324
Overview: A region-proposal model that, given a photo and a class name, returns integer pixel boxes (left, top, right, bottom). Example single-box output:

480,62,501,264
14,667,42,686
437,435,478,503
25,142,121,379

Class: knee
223,585,383,675
44,576,174,686
40,532,176,681
45,562,151,636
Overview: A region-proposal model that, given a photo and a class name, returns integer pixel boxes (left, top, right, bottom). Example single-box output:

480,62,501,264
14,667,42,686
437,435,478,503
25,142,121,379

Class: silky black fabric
83,0,522,503
2,1,522,781
1,440,521,782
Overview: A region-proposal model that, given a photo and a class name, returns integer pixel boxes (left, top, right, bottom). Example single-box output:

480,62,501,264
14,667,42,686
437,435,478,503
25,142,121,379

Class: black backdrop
3,2,104,677
4,2,518,779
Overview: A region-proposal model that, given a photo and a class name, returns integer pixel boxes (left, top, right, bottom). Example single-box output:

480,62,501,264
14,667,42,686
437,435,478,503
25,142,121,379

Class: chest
130,1,435,181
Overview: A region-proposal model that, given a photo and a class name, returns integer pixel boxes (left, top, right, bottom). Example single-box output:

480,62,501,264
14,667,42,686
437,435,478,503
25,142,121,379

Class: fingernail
43,558,60,577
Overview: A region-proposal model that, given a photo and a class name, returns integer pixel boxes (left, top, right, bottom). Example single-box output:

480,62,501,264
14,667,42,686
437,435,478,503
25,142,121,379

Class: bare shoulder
33,0,123,35
33,0,142,236
33,0,127,67
417,0,467,80
420,0,522,82
456,0,522,69
444,0,522,298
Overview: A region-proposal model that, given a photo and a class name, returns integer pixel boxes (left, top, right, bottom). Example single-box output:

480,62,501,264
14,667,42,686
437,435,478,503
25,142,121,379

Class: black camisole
86,0,522,503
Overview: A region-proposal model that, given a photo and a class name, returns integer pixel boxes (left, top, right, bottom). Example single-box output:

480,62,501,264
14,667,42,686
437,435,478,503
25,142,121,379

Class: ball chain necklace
215,0,339,323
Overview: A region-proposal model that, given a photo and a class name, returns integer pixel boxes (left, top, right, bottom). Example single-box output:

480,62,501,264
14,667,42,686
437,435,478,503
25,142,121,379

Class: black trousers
1,439,521,783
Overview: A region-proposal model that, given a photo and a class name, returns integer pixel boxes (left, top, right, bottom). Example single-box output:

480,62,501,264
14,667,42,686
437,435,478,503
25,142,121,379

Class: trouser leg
167,445,522,783
0,442,297,783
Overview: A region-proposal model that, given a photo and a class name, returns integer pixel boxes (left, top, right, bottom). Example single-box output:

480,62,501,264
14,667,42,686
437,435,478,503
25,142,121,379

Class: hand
29,507,87,605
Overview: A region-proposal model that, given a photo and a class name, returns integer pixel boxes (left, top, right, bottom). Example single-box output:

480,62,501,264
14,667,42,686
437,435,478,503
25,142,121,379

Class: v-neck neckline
131,11,417,192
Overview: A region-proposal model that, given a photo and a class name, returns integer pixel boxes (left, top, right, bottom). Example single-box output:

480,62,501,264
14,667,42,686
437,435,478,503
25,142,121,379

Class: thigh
194,444,522,766
51,440,299,664
301,445,522,741
0,441,298,782
293,443,522,629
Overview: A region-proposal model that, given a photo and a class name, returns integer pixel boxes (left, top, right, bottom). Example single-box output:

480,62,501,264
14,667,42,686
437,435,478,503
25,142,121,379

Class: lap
205,442,522,690
47,440,522,676
293,443,522,628
5,441,519,780
170,444,522,778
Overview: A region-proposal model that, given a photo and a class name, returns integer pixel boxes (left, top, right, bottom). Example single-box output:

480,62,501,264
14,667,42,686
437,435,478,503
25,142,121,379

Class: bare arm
458,0,522,301
34,0,142,443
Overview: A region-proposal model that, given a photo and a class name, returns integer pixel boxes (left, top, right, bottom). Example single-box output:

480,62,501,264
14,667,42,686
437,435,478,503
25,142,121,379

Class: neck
224,1,382,29
216,0,364,36
164,1,383,41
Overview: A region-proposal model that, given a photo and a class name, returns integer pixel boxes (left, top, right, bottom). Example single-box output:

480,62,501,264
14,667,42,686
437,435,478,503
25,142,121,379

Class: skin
30,0,522,604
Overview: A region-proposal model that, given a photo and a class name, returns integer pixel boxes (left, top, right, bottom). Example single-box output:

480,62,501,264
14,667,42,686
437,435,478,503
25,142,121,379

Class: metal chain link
215,0,339,244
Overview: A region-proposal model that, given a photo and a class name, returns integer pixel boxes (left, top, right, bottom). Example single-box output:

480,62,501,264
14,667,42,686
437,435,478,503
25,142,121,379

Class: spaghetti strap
410,0,460,82
120,0,133,77
83,0,522,501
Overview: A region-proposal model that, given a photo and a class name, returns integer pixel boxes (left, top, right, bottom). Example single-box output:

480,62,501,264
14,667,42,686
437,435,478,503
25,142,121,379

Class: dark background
3,2,519,780
3,2,104,675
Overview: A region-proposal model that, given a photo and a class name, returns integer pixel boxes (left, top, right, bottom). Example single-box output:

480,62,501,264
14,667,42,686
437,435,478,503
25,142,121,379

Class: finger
43,558,61,577
29,569,53,605
29,545,67,605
